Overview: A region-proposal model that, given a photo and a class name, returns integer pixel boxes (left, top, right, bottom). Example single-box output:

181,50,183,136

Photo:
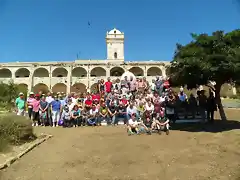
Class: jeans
207,110,214,122
116,113,127,124
28,107,33,119
99,116,110,124
110,115,116,124
47,108,53,126
72,117,81,126
87,117,98,125
199,107,206,122
52,110,61,123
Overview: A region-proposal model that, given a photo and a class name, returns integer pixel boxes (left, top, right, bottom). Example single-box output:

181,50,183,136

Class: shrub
0,113,36,152
0,80,28,111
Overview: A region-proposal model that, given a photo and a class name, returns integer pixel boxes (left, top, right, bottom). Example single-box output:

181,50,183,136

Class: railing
33,77,50,86
51,77,68,84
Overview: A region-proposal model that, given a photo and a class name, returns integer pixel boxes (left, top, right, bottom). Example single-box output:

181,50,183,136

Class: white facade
0,28,169,94
106,28,124,61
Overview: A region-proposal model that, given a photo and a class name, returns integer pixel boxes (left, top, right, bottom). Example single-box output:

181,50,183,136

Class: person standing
26,92,35,119
206,91,217,123
15,92,26,116
51,96,62,127
46,92,54,126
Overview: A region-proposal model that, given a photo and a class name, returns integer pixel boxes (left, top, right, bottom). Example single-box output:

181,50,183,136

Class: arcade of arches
0,65,166,94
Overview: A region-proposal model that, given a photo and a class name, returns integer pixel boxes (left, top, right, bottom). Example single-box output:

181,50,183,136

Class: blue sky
0,0,239,62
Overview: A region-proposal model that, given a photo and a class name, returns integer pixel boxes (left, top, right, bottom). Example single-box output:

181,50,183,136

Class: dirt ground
0,109,240,180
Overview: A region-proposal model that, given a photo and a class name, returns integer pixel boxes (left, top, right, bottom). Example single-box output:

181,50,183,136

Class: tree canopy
169,29,240,120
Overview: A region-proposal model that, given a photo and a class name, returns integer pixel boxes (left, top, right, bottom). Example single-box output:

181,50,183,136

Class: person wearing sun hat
26,92,35,119
15,92,26,116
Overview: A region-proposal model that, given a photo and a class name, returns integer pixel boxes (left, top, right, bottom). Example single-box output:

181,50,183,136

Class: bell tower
106,28,124,62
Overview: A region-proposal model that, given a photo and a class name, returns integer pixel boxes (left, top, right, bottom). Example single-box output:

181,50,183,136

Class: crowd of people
15,75,217,135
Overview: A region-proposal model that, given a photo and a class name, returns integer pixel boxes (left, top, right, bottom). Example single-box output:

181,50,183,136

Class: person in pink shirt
32,94,40,126
27,92,35,120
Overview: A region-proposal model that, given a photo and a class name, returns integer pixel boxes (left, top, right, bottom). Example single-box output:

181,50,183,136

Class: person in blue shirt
51,96,62,127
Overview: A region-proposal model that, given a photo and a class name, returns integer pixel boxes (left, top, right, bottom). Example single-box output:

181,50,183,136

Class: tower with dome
0,28,169,94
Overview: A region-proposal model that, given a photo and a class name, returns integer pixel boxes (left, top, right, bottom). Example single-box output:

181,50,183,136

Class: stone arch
110,67,125,77
129,67,144,76
72,67,87,77
70,83,87,93
33,83,49,94
52,67,68,77
147,67,162,76
0,68,12,78
90,83,99,92
15,68,30,78
90,67,106,77
33,68,49,77
17,83,28,93
52,83,67,93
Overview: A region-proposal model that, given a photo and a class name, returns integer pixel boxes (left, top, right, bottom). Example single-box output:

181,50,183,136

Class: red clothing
121,99,128,105
85,99,92,106
105,81,112,93
164,80,170,89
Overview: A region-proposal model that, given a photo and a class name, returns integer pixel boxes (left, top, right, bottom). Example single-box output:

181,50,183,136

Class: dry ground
0,109,240,180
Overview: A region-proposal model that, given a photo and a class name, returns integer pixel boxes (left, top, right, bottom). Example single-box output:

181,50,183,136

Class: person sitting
141,111,153,135
108,101,117,125
137,102,145,118
127,113,141,135
116,102,127,124
81,107,89,126
158,108,170,135
71,104,81,127
88,105,98,126
62,106,71,127
99,102,109,124
127,102,138,120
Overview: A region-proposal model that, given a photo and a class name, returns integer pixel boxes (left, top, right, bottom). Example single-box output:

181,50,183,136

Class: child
62,106,71,127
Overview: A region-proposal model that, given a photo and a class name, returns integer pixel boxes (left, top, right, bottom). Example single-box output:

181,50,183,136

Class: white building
0,28,169,94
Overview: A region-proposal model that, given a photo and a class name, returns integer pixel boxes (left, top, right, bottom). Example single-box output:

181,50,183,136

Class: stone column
49,65,52,91
28,69,34,93
67,66,72,94
106,67,110,78
144,66,147,77
161,66,166,78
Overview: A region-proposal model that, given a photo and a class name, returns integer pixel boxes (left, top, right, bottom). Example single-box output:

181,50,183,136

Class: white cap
29,92,34,95
19,92,24,96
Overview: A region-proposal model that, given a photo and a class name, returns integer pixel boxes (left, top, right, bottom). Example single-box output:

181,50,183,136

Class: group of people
15,75,218,135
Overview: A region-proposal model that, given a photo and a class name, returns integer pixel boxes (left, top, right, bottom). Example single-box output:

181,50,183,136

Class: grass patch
0,113,36,152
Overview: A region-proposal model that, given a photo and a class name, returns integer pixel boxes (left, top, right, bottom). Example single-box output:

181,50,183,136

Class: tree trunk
215,84,227,121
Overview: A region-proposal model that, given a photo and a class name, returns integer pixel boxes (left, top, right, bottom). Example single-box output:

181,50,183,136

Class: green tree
169,29,240,120
0,80,28,110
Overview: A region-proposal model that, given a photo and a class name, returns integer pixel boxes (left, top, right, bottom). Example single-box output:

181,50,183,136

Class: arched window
114,52,118,59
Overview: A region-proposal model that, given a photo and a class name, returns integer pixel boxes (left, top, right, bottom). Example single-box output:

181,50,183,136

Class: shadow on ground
171,120,240,133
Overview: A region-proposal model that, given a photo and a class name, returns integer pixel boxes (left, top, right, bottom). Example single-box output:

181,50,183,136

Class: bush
0,113,36,152
0,80,28,111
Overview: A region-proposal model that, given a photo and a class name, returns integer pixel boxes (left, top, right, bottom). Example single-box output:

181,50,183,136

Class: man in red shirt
105,77,112,94
85,96,92,108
